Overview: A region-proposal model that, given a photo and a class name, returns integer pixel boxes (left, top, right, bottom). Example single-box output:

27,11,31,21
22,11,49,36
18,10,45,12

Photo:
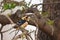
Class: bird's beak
22,16,27,20
27,17,30,21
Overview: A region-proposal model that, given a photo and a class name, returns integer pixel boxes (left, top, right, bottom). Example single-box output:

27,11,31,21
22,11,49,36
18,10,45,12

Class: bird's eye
26,16,28,18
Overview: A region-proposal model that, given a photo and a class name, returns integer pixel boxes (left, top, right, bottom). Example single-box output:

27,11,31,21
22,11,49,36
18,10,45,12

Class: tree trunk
40,0,60,40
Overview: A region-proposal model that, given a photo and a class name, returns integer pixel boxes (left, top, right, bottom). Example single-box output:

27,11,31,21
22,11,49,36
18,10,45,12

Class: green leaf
11,3,16,8
3,3,16,10
46,20,54,25
3,3,9,10
42,12,49,17
8,3,12,9
9,3,16,9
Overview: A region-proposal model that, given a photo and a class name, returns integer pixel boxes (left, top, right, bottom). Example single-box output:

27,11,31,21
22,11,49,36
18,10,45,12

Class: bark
42,0,60,40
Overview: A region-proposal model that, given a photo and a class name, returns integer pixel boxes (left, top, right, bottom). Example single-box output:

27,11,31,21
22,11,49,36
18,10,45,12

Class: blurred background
0,0,43,40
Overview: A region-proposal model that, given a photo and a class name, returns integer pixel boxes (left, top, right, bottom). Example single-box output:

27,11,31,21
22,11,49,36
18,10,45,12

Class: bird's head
22,16,30,21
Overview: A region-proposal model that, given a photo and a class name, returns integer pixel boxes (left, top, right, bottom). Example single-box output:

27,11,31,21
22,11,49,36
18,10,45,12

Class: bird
14,16,30,29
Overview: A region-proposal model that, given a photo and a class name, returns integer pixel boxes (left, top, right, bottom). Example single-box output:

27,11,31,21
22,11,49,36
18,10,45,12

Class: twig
1,27,13,33
5,15,14,24
9,30,17,34
31,2,60,8
1,32,3,40
0,26,4,40
13,30,35,40
27,34,33,40
26,35,30,40
12,30,19,40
